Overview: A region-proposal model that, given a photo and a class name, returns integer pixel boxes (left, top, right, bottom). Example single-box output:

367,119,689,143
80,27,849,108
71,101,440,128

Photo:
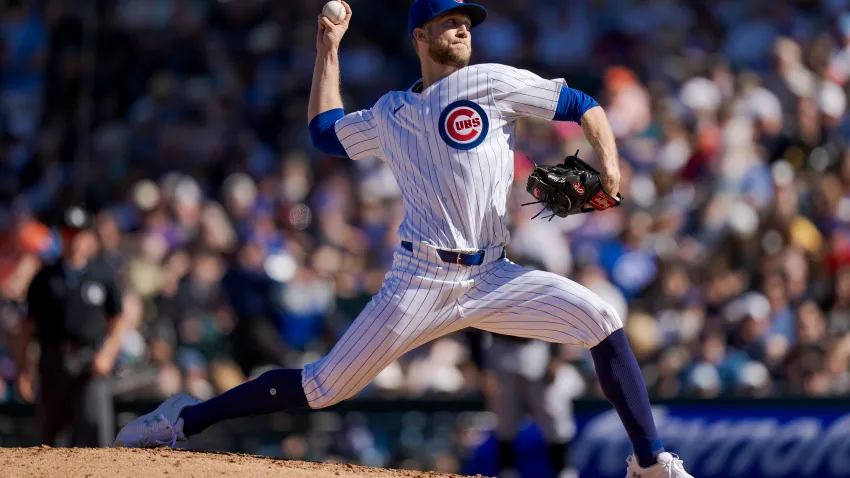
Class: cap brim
438,4,488,29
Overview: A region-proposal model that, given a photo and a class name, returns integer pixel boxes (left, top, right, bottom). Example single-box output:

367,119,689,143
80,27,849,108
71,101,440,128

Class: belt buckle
456,253,463,265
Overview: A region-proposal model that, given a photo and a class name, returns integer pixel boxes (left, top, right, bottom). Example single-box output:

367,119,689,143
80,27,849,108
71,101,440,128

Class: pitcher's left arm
488,65,619,195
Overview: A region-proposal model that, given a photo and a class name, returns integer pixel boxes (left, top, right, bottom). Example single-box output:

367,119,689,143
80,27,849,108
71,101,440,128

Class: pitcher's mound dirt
0,447,489,478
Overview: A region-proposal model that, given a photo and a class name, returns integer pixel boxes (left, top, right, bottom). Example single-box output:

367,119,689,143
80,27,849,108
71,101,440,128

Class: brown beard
427,38,470,68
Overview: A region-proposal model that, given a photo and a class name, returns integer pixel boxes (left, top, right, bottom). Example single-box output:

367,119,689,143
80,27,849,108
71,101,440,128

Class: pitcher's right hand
317,1,352,53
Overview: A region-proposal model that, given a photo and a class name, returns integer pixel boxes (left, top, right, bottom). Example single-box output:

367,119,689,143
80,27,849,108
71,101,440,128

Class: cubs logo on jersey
438,100,489,150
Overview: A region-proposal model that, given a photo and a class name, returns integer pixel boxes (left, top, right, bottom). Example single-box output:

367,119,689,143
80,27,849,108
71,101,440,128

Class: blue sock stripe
651,439,665,455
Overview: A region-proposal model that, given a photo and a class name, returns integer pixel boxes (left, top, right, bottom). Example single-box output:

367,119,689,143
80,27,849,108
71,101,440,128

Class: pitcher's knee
301,361,360,409
587,305,624,348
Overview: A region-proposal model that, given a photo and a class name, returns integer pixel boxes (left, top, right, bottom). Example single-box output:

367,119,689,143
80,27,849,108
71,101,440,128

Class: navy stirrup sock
180,368,309,437
590,329,665,468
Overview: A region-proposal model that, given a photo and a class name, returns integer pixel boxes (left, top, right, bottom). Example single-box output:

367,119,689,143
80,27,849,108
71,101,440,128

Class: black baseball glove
523,151,623,220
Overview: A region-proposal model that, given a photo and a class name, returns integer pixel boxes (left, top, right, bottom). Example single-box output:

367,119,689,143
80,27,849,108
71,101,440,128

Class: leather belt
401,241,504,267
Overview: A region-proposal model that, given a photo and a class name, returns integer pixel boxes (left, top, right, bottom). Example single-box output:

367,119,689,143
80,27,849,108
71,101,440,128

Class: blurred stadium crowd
1,0,850,420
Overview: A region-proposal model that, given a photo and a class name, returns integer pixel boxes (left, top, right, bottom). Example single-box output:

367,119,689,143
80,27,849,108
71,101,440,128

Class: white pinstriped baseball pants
302,241,623,409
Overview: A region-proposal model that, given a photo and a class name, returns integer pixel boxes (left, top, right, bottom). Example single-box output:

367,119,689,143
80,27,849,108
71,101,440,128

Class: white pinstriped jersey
302,67,623,411
334,63,566,251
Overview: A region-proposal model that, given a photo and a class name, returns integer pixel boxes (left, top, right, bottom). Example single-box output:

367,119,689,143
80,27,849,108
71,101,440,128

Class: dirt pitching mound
0,447,488,478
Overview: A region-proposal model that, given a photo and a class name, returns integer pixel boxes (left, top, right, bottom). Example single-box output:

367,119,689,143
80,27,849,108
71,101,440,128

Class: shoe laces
662,454,687,478
141,414,179,448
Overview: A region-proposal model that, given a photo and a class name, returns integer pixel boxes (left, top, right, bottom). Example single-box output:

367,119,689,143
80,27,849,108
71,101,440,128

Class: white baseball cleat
625,452,694,478
114,393,202,448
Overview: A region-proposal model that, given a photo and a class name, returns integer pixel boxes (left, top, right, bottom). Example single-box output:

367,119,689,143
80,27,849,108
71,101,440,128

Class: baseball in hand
322,1,346,24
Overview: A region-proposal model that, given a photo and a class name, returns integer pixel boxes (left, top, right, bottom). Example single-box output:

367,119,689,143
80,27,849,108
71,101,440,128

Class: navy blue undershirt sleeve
553,86,600,123
309,108,347,157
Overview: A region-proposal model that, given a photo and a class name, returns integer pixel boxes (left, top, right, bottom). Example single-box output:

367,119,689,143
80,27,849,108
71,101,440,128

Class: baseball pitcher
116,2,692,477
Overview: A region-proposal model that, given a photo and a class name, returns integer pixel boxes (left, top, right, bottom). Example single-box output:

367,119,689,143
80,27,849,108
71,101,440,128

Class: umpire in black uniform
14,206,125,447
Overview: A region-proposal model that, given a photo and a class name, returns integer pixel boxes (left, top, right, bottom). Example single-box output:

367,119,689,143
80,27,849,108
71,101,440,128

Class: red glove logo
572,182,585,194
589,191,617,210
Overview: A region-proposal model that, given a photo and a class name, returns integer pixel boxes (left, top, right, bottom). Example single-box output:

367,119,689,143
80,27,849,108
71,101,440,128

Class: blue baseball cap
408,0,488,38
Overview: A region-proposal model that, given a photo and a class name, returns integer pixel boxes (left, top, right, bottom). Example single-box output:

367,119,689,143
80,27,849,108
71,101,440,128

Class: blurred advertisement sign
573,402,850,478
